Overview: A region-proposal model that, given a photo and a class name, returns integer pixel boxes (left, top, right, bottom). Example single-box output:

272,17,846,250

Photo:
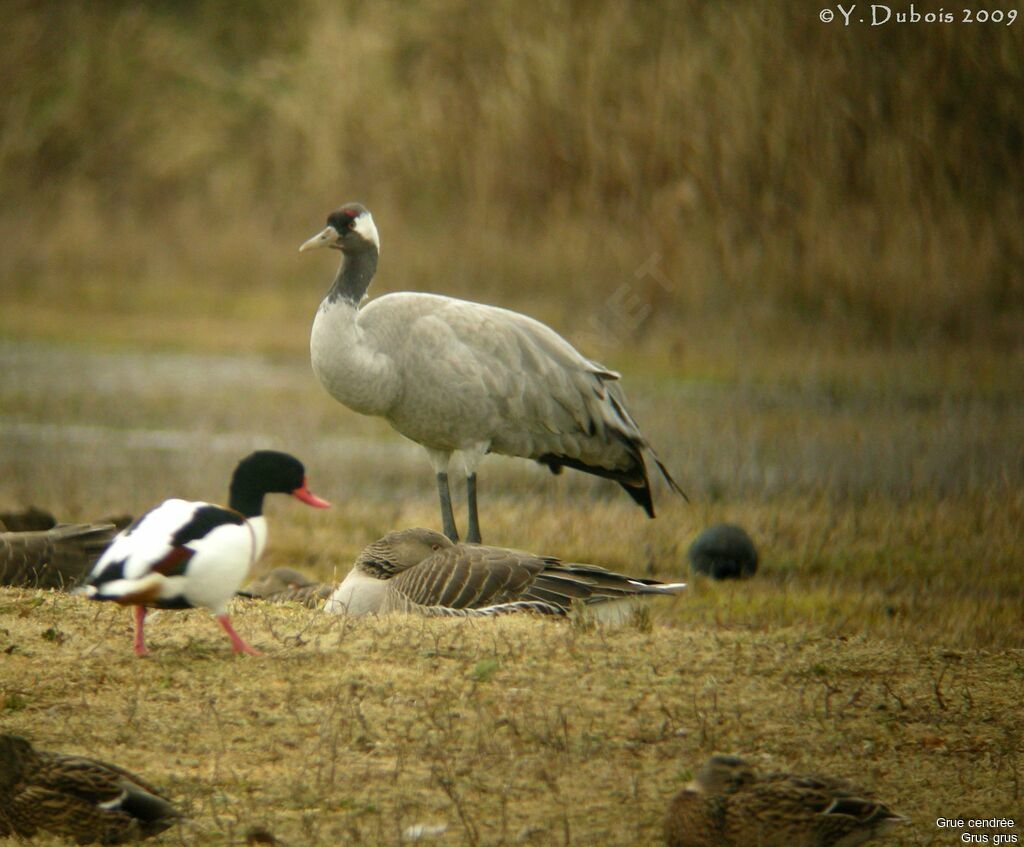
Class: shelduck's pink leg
133,606,149,657
216,614,261,656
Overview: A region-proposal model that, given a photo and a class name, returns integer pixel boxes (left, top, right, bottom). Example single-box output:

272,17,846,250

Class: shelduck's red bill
292,479,331,508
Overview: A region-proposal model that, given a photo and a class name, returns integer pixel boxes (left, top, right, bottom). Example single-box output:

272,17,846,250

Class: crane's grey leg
454,444,488,545
436,472,460,542
466,473,481,544
426,448,459,542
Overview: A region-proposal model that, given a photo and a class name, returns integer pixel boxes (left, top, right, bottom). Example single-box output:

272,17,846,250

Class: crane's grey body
303,203,684,542
313,291,639,466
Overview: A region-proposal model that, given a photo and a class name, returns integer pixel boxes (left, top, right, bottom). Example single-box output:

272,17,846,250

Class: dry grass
1,339,1021,654
1,592,1022,846
1,335,1021,843
1,1,1022,349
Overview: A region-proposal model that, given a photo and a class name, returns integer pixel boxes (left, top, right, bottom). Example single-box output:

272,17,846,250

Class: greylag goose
83,451,329,656
325,527,686,618
301,203,685,543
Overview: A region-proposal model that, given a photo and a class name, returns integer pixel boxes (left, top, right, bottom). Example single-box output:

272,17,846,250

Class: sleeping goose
83,451,330,656
0,733,180,844
664,755,908,847
0,522,117,590
301,203,685,543
237,566,333,608
324,527,686,618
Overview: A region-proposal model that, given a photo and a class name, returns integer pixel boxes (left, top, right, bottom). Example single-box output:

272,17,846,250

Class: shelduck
82,451,329,656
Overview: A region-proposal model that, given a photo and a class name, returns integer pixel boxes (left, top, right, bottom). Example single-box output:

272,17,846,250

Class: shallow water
0,339,1019,518
0,341,425,513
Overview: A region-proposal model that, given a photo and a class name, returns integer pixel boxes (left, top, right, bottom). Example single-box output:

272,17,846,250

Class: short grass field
0,330,1021,846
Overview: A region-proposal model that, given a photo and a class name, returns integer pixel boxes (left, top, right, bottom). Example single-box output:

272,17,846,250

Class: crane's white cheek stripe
353,213,380,250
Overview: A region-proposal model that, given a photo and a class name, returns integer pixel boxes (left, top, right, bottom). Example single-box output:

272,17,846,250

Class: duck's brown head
693,755,758,794
0,734,36,791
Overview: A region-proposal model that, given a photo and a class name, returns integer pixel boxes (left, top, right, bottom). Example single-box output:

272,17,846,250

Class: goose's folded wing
388,545,547,609
525,562,687,607
0,524,116,589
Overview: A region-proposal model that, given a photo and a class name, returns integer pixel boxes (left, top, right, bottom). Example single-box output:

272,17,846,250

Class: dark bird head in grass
300,203,379,255
0,734,36,791
694,755,759,793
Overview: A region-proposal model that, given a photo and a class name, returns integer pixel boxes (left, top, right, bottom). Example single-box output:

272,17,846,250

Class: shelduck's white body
83,450,329,656
88,499,265,614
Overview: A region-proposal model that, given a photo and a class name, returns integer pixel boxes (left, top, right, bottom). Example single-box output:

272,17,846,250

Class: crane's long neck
328,248,378,305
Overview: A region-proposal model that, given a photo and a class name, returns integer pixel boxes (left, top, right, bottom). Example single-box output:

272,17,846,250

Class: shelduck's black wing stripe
88,559,127,587
170,506,245,548
153,596,194,610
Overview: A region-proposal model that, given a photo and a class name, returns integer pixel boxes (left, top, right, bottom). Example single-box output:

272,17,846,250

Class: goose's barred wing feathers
0,523,116,590
388,545,546,609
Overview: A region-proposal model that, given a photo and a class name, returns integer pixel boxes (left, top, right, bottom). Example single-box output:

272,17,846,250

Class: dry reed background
1,0,1022,347
0,1,1022,845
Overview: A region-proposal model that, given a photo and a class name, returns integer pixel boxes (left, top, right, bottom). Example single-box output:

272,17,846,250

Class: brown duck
664,755,908,847
0,734,180,844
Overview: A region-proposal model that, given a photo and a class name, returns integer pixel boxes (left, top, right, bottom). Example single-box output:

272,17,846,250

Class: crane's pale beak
299,225,340,253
